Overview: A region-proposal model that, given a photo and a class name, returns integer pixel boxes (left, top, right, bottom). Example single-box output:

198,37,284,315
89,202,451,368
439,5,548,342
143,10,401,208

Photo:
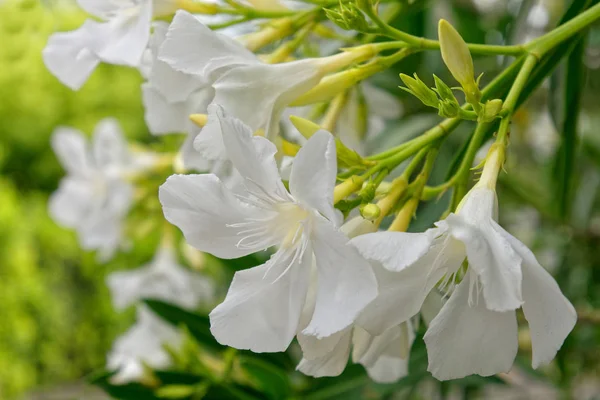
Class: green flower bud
438,99,460,118
399,73,439,108
325,3,369,32
438,19,474,89
360,203,381,221
438,19,482,106
478,99,503,122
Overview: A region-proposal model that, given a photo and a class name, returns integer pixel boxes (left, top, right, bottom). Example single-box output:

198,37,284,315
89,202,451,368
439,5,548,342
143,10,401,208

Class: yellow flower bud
189,113,208,128
289,115,321,139
360,203,381,221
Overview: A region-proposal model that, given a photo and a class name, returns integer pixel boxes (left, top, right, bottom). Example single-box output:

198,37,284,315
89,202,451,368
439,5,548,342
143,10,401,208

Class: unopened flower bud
438,19,482,106
399,73,439,108
360,203,381,221
438,99,460,118
438,20,474,89
478,99,503,122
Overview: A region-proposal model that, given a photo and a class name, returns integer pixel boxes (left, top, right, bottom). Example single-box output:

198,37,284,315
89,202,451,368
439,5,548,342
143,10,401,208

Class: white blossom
106,246,214,311
107,306,182,383
43,0,179,90
159,11,328,160
49,119,154,261
159,106,377,352
352,186,576,380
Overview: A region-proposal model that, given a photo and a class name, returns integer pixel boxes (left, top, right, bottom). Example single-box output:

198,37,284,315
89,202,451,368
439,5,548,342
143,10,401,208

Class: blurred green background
1,0,600,399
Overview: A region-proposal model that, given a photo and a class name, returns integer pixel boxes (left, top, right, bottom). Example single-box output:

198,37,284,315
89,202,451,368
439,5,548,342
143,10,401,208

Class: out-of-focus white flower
159,107,377,352
49,119,154,261
106,246,214,311
107,306,182,383
43,0,180,90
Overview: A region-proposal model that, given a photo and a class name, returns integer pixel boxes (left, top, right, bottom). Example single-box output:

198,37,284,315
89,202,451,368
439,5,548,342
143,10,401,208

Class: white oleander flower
159,106,377,352
352,185,576,380
49,119,154,261
43,0,179,90
106,246,214,311
159,11,330,160
107,306,182,383
296,216,416,383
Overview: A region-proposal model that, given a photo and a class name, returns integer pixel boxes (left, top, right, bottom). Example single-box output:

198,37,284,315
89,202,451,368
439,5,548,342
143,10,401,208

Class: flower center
275,202,310,249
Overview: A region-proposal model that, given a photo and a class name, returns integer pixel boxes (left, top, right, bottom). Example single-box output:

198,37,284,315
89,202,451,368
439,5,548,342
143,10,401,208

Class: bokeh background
1,0,599,399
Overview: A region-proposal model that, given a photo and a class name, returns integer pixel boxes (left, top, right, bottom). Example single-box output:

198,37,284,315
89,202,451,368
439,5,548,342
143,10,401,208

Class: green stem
422,121,492,200
526,2,600,56
496,54,538,145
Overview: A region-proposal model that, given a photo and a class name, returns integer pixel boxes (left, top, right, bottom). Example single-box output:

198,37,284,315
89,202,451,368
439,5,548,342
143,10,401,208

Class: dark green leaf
153,370,204,386
553,37,586,219
238,356,291,400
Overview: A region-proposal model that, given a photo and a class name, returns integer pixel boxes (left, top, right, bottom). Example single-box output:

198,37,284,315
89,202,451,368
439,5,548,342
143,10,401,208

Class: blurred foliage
0,0,155,398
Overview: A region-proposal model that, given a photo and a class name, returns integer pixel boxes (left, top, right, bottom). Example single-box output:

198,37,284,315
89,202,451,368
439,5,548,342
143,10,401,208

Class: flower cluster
44,0,580,386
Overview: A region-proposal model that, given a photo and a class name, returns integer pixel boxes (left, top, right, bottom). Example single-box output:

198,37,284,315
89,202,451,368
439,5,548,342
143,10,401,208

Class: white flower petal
445,212,523,312
424,275,518,380
148,22,206,103
159,174,271,259
180,133,212,172
107,307,181,383
159,11,257,78
85,5,151,66
500,233,577,368
92,118,130,168
51,127,93,175
48,178,95,228
302,217,377,338
142,84,188,134
210,59,321,138
289,130,337,223
350,229,439,273
42,23,100,90
365,355,408,384
297,328,352,378
215,105,288,196
209,247,311,352
354,252,443,335
107,248,214,311
297,328,348,361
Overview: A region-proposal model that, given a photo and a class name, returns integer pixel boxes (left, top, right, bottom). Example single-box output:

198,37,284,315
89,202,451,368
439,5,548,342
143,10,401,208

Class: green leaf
552,37,585,220
90,370,162,400
153,371,204,386
238,356,291,400
143,299,222,350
